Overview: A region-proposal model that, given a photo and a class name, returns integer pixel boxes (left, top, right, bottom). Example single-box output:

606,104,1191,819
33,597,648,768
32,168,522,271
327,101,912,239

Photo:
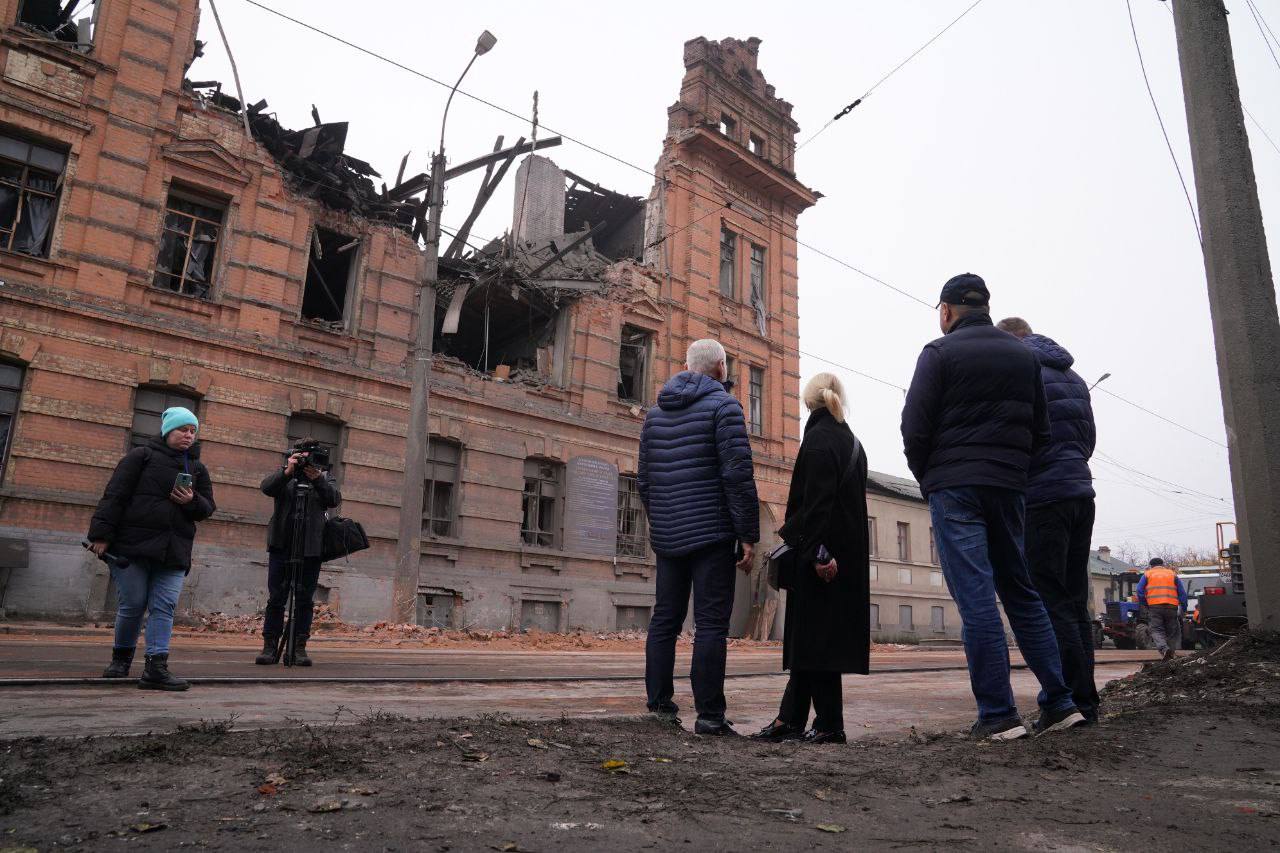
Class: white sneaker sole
1036,711,1086,736
989,724,1028,741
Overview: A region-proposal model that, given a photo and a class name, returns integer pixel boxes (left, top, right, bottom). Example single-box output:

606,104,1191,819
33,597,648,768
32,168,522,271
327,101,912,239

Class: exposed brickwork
0,8,820,632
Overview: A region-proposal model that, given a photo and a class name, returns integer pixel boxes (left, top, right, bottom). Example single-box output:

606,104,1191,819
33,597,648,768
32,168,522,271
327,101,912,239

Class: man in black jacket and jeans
256,439,341,666
901,274,1083,741
997,316,1100,723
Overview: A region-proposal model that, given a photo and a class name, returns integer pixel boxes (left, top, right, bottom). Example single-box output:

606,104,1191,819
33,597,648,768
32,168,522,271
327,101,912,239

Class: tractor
1101,569,1150,650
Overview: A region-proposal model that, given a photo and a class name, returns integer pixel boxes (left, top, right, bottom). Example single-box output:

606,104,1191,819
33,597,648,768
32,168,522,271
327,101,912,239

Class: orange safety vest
1143,567,1180,607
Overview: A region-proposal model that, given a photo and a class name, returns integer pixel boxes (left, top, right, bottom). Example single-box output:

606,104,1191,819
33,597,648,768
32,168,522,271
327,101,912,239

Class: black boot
138,653,190,691
102,647,134,679
292,636,312,667
255,636,280,665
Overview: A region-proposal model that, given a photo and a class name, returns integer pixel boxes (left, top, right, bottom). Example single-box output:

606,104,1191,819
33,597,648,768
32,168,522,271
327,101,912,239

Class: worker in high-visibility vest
1136,558,1188,661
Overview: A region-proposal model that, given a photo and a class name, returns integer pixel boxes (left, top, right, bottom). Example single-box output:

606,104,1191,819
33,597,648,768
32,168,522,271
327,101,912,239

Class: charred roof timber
16,0,97,49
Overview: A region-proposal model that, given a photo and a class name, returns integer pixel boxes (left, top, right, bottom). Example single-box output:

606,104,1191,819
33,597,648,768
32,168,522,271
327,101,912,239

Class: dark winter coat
87,439,216,573
262,466,342,559
901,314,1051,498
637,371,760,557
777,408,870,675
1021,334,1096,507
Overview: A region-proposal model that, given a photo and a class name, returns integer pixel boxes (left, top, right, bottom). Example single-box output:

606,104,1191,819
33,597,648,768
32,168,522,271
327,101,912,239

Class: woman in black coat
753,373,870,744
88,406,216,690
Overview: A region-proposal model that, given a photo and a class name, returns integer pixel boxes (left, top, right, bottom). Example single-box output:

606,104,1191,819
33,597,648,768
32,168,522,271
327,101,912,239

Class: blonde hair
803,372,846,423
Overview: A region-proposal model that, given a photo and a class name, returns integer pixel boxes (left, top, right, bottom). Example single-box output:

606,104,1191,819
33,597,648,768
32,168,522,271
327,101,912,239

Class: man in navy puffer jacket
639,338,759,735
998,317,1099,722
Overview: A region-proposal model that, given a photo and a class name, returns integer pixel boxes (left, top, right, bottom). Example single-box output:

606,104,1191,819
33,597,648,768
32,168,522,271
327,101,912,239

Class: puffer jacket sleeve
87,447,149,542
182,462,217,522
902,345,943,486
714,397,759,544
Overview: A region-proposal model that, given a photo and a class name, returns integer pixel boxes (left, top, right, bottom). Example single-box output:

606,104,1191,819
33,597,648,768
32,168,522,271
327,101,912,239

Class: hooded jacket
88,438,216,573
261,465,342,559
901,314,1051,497
637,371,759,557
1021,334,1096,507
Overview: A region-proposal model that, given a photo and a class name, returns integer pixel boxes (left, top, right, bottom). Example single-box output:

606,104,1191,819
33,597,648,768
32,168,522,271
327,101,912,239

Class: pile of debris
1102,630,1280,713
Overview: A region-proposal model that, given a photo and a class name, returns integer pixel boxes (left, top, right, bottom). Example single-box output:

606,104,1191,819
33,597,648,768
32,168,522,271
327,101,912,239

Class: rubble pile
1102,630,1280,712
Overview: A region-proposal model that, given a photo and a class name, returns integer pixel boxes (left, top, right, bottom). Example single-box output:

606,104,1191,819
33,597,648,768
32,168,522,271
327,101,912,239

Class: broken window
719,227,736,299
286,414,344,485
0,362,25,484
131,387,199,449
521,458,562,548
154,190,224,299
749,244,767,334
17,0,97,49
617,326,651,405
749,134,765,156
616,474,647,558
303,227,358,325
423,438,461,538
718,113,737,139
0,132,66,259
748,365,764,437
434,279,560,382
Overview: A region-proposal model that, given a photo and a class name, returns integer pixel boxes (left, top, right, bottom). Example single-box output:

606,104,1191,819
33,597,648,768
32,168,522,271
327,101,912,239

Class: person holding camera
88,407,216,690
255,438,341,666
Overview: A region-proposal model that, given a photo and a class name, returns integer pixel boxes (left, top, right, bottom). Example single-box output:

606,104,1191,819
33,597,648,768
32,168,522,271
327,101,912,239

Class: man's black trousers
1026,497,1099,719
263,548,322,640
645,540,736,722
778,670,843,733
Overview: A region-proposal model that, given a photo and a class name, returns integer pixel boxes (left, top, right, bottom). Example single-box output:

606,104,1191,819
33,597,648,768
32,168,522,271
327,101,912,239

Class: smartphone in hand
174,472,194,490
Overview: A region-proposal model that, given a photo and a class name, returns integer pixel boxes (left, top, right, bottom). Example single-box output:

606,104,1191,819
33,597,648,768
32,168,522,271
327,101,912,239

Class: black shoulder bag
321,515,369,563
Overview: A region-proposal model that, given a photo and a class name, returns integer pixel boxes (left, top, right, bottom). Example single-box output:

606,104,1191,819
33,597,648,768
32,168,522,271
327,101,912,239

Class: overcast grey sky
195,0,1280,558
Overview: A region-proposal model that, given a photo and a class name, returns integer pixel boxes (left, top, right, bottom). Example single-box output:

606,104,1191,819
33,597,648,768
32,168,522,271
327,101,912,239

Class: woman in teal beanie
88,406,216,690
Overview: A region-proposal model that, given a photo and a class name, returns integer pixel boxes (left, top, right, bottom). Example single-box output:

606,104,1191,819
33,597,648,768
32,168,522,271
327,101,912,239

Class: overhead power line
1245,0,1280,74
789,0,991,161
238,0,1233,457
1125,0,1202,244
1095,387,1228,449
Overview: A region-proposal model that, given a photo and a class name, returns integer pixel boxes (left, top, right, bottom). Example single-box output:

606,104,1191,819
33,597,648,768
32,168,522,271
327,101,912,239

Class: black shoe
1032,705,1086,736
138,653,190,692
102,647,135,679
290,637,312,667
254,637,280,666
751,720,804,742
694,718,740,737
969,716,1028,741
801,728,847,745
647,701,681,725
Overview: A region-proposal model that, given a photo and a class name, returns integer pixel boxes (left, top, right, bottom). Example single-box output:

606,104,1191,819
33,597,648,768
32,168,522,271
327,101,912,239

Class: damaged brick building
0,0,827,633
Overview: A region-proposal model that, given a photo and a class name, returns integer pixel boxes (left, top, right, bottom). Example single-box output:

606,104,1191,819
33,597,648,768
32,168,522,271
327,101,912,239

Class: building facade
865,472,960,642
0,4,835,633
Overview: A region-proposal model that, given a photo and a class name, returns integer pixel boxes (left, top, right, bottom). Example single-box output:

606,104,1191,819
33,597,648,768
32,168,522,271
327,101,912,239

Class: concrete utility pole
1170,0,1280,630
392,31,497,623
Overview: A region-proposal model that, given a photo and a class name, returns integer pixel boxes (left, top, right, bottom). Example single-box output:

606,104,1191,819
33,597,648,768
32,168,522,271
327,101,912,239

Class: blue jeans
929,486,1076,722
111,557,186,656
645,540,737,721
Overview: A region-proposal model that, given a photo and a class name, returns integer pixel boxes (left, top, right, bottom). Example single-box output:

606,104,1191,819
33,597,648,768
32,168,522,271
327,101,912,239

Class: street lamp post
393,30,496,623
1089,372,1112,392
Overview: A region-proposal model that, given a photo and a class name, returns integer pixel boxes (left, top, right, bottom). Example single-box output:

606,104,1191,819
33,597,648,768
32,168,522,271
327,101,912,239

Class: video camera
289,440,331,469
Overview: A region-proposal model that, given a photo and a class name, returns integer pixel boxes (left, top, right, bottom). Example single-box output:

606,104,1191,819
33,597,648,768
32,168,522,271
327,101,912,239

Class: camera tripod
275,477,313,667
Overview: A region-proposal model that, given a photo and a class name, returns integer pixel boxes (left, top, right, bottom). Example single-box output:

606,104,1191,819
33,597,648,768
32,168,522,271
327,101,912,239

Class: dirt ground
1,634,1276,852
